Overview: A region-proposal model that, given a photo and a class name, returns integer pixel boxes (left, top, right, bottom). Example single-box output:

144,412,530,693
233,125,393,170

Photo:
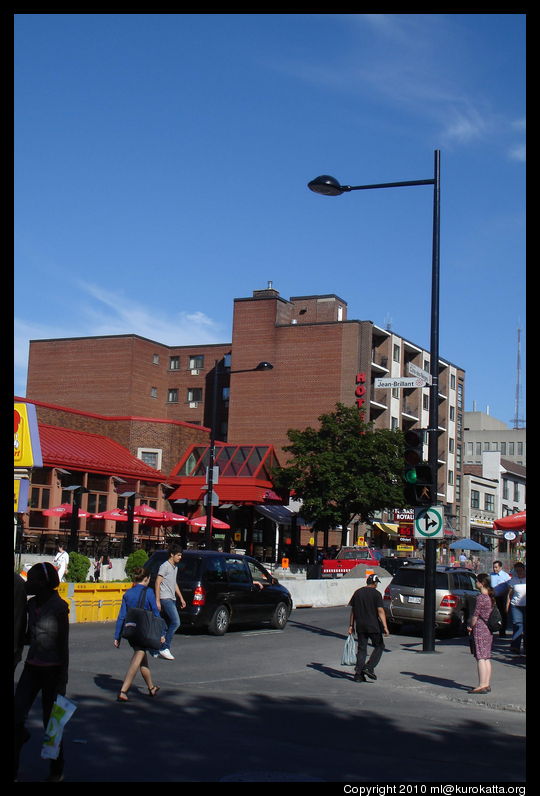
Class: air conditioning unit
190,369,200,375
189,401,199,409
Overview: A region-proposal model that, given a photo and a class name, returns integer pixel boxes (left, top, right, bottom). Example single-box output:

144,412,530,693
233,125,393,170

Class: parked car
379,556,425,577
383,565,480,636
321,546,381,577
145,550,293,635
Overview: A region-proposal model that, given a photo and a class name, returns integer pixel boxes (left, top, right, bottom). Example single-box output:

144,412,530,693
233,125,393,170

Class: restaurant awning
373,522,399,535
493,511,526,530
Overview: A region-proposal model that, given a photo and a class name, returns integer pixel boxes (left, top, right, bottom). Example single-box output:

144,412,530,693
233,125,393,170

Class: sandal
148,686,160,698
117,691,129,702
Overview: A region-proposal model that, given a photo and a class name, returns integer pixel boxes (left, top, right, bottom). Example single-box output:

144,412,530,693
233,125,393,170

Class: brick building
25,284,466,533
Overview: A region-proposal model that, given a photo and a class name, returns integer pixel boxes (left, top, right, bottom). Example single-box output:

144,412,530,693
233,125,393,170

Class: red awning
493,511,526,530
168,477,280,505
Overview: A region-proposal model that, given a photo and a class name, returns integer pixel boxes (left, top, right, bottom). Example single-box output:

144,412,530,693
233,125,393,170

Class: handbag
121,587,164,649
485,604,502,634
341,633,357,666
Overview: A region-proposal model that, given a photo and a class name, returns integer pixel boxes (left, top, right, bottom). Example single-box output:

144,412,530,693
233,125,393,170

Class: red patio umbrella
143,511,189,527
493,511,526,530
92,510,141,523
42,503,91,518
188,516,230,530
133,504,166,519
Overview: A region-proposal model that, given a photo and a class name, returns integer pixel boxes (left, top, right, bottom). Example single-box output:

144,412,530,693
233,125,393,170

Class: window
513,482,520,502
187,388,203,404
450,374,456,390
476,443,482,456
29,487,50,509
137,448,162,470
449,438,455,453
393,344,400,363
449,406,455,421
152,354,160,365
467,442,473,455
423,359,430,372
391,416,399,431
392,388,399,399
169,356,180,370
500,442,506,455
150,387,158,399
168,389,179,403
448,469,454,485
225,558,250,583
189,355,204,370
517,442,523,455
471,490,480,509
484,493,494,512
508,442,514,455
502,480,509,500
246,559,272,585
87,493,108,514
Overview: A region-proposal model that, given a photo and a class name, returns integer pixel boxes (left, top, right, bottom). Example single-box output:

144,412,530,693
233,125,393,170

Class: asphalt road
14,606,526,783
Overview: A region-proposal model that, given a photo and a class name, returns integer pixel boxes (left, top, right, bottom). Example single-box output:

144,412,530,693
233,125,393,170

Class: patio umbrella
42,503,91,518
493,511,526,530
189,516,230,530
143,511,189,526
448,538,489,551
92,510,141,523
133,504,166,519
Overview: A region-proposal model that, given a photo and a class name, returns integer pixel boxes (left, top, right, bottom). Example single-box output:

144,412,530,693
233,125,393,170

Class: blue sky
14,13,526,426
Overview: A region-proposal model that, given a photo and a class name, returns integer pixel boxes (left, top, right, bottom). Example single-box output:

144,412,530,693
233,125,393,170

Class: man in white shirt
154,545,186,660
490,560,511,636
53,544,70,582
506,562,526,654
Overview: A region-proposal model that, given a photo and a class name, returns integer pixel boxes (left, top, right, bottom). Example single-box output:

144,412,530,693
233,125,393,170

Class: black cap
367,574,381,585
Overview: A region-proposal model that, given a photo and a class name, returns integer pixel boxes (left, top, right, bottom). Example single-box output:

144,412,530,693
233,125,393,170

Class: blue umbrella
448,538,489,551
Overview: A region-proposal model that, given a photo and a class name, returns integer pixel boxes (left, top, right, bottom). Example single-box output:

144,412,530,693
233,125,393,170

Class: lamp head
255,361,273,371
307,175,345,196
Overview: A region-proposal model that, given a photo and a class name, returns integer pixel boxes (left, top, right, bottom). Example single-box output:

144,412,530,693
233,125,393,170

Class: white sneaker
159,649,175,660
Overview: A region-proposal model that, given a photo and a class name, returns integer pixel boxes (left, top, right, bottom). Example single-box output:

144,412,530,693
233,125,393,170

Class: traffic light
403,429,434,506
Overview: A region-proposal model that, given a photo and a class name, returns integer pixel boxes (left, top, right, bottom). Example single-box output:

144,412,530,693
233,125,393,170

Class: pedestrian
489,560,511,636
459,551,468,565
153,544,186,660
93,555,101,582
506,562,526,654
347,574,389,683
114,568,165,702
99,550,112,582
53,543,70,582
14,562,69,782
466,573,495,694
14,570,28,671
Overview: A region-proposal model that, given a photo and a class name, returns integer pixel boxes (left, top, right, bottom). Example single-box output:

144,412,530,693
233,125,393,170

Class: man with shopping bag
347,575,389,682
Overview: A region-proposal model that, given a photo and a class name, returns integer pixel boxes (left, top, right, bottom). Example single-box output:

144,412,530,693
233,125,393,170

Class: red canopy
42,503,91,518
493,511,526,530
188,516,230,530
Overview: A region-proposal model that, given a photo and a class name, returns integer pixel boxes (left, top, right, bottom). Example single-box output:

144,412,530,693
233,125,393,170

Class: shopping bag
41,695,77,760
341,633,357,666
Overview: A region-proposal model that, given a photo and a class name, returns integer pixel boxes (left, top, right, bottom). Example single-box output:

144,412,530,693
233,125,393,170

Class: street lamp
118,491,140,556
308,150,441,653
65,485,89,553
204,360,273,548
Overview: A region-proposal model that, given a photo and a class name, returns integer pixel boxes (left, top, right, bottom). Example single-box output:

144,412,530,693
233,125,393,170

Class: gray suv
383,566,480,636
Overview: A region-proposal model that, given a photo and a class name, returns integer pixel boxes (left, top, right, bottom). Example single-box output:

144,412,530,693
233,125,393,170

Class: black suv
146,551,293,635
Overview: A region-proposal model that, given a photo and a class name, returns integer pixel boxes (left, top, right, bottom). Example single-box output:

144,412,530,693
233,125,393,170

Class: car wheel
208,605,230,636
270,602,289,630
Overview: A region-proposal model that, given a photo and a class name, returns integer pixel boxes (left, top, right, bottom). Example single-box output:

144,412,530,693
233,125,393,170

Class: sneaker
159,649,175,660
353,673,367,682
362,668,377,681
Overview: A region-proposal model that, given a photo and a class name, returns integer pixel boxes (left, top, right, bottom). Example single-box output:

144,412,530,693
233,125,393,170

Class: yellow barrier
58,582,132,623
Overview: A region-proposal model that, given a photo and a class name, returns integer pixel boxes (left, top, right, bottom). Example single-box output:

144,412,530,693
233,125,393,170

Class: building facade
463,411,526,467
25,285,466,534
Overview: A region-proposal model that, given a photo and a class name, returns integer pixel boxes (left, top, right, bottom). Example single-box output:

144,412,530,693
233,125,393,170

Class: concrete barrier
278,575,391,609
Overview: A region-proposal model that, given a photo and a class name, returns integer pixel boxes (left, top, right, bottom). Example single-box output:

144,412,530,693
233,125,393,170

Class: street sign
414,506,444,538
374,377,426,389
407,362,433,385
203,490,219,507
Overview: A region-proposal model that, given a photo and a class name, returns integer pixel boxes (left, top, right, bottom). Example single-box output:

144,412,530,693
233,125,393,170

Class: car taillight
192,586,206,606
440,594,458,608
384,586,391,600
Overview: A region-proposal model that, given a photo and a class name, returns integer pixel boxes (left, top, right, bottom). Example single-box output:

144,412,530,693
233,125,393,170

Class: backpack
485,604,502,634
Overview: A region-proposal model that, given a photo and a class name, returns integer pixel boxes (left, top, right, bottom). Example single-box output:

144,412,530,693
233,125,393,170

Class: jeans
160,599,181,651
509,604,526,652
355,632,385,674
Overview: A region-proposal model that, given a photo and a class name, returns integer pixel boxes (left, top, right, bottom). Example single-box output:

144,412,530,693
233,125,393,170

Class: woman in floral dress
467,573,495,694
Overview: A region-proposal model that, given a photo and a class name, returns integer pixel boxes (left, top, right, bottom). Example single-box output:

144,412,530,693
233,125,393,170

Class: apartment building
463,411,526,466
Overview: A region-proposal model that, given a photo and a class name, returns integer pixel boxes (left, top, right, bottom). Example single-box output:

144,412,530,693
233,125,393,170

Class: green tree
125,549,149,580
65,552,91,583
273,403,406,546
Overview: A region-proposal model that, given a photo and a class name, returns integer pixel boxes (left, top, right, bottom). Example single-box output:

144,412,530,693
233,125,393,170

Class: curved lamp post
204,360,273,548
308,151,441,653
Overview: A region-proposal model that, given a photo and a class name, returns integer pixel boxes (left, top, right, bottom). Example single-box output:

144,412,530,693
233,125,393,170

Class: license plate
408,596,422,604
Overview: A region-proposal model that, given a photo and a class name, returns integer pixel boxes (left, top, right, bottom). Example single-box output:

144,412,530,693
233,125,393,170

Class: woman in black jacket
14,562,69,782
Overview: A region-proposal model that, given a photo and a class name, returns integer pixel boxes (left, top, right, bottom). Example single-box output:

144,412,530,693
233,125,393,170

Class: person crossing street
347,574,389,682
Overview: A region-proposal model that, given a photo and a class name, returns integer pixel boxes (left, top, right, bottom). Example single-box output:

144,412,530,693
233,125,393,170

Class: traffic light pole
423,150,441,653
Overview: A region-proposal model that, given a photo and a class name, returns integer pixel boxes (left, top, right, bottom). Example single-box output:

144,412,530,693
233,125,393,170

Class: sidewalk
364,630,526,713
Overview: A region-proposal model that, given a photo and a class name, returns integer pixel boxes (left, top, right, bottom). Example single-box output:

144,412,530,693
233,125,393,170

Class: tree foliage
273,404,406,540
